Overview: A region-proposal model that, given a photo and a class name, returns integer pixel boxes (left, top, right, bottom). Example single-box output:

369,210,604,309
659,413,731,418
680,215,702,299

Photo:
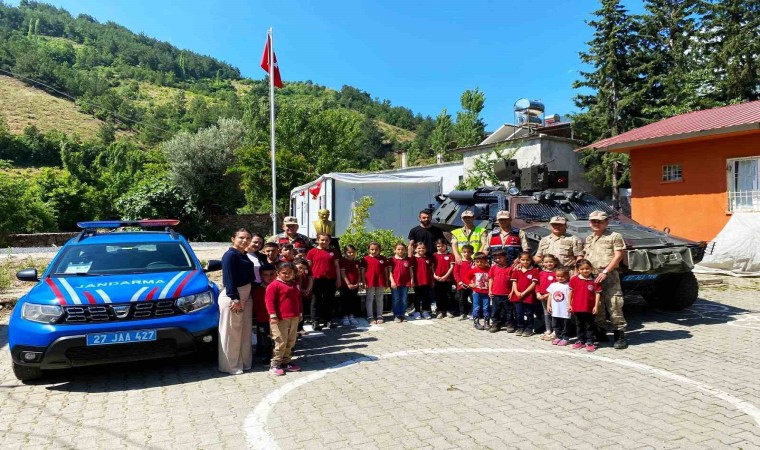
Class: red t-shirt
389,256,413,287
466,266,490,294
454,260,475,290
253,285,269,323
363,255,388,287
306,247,338,279
433,252,455,280
510,267,540,304
341,258,362,285
488,264,513,296
298,268,312,297
414,255,435,286
265,278,303,319
569,275,602,313
537,270,556,295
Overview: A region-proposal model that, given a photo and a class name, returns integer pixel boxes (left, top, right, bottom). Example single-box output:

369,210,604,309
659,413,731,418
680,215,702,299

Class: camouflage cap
283,216,298,225
461,210,475,218
549,216,567,225
589,210,608,221
495,210,511,220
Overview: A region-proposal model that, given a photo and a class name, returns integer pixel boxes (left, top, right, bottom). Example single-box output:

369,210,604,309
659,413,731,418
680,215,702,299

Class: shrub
338,196,404,258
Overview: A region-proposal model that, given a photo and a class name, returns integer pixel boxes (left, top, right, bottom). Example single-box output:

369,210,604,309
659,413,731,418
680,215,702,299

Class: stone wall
207,214,275,237
7,232,79,247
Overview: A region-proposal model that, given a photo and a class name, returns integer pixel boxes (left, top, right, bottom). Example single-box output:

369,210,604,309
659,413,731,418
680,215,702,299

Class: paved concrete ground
1,276,759,449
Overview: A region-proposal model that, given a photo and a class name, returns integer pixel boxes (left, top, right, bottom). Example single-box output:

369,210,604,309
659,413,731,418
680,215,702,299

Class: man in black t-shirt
407,209,447,258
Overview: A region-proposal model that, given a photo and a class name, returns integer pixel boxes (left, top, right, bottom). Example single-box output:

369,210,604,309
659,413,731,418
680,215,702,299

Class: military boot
488,320,501,333
473,318,483,330
613,330,628,350
483,318,491,331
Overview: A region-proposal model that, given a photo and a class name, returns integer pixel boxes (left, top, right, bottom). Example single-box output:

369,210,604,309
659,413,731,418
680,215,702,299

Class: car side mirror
204,260,222,273
17,268,39,282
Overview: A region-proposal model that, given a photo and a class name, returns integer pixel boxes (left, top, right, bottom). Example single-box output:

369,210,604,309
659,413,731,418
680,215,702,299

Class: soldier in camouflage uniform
533,216,583,269
583,210,628,349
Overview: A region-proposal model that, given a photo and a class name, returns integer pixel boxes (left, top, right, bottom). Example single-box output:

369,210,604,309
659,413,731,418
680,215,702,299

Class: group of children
253,235,606,376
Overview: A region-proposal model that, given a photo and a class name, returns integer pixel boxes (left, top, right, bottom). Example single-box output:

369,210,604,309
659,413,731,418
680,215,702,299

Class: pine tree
572,0,642,204
637,0,703,118
699,0,760,103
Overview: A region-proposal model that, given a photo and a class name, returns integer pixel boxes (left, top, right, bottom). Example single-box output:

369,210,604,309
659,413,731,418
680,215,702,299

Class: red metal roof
583,100,760,152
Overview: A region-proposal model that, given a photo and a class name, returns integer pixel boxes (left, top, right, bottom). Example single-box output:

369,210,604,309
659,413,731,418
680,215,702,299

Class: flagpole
268,28,277,236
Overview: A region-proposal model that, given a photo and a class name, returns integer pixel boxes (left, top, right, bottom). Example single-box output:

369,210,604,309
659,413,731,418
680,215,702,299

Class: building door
728,157,760,212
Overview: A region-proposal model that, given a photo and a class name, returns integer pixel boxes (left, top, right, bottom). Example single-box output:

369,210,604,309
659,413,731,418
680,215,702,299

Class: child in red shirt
253,264,277,365
432,238,455,319
388,242,414,322
510,251,540,336
453,244,475,320
569,259,602,352
339,245,362,327
487,249,513,333
294,258,312,335
466,252,490,330
537,254,559,341
412,242,435,320
305,233,341,330
265,262,303,376
362,242,388,324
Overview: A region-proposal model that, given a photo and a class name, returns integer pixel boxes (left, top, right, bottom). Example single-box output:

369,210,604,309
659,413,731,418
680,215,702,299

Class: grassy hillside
0,75,105,139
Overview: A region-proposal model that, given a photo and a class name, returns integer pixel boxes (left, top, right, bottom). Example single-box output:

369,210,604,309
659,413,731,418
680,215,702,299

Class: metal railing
728,190,760,212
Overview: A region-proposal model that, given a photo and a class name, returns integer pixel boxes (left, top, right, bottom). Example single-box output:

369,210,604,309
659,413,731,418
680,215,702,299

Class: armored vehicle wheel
12,362,42,382
643,272,699,311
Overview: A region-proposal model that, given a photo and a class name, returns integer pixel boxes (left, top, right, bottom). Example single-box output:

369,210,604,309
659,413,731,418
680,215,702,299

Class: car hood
28,270,210,305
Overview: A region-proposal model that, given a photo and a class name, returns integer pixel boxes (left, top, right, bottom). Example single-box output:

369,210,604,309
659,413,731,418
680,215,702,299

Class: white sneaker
342,317,350,327
458,314,469,321
349,317,358,326
447,312,456,318
412,312,422,320
422,311,432,320
231,369,244,375
436,312,445,319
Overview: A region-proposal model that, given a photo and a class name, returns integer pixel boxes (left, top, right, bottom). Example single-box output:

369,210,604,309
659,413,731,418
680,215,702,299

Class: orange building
583,101,760,242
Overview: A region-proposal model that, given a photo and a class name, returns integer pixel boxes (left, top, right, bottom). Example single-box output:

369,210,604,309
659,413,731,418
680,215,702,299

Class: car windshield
50,242,196,275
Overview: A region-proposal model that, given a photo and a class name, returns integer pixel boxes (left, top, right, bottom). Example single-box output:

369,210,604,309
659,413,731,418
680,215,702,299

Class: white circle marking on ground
243,347,760,450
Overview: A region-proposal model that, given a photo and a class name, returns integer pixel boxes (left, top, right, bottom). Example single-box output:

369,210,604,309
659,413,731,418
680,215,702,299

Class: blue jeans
472,292,490,319
514,301,535,330
391,287,408,317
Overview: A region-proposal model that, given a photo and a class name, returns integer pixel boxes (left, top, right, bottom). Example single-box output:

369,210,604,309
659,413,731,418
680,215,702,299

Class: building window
662,164,683,182
728,157,760,212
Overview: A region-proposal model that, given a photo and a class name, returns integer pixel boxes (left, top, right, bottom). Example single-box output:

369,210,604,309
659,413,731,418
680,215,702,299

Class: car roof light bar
76,219,180,229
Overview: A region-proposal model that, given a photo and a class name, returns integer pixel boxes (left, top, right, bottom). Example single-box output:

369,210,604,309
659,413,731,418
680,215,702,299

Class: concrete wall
461,135,588,190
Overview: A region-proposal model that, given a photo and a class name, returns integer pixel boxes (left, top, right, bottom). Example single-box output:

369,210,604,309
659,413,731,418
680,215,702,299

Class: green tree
699,0,760,103
453,88,486,148
571,0,641,201
35,167,96,230
637,0,703,118
430,108,454,158
161,117,245,214
338,196,404,258
0,171,56,240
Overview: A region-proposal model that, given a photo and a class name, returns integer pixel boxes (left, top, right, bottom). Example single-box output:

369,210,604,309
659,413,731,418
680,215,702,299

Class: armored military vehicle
430,160,707,311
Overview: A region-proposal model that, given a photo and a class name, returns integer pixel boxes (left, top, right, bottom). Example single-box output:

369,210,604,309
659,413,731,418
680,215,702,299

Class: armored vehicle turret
430,160,707,310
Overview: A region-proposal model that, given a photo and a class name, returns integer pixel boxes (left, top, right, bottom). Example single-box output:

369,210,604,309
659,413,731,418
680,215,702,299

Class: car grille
65,340,177,366
61,301,181,324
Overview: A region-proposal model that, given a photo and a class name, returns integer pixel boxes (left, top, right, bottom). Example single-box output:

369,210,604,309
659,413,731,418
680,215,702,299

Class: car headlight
22,303,63,324
176,291,213,313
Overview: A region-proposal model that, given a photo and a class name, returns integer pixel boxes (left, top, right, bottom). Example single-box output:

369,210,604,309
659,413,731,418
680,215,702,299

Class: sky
16,0,644,130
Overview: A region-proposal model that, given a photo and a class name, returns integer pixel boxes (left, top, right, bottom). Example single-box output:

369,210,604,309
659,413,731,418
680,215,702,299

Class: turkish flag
260,35,283,88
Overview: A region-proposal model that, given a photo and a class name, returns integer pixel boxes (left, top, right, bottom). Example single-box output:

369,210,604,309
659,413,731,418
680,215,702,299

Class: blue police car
9,220,221,381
